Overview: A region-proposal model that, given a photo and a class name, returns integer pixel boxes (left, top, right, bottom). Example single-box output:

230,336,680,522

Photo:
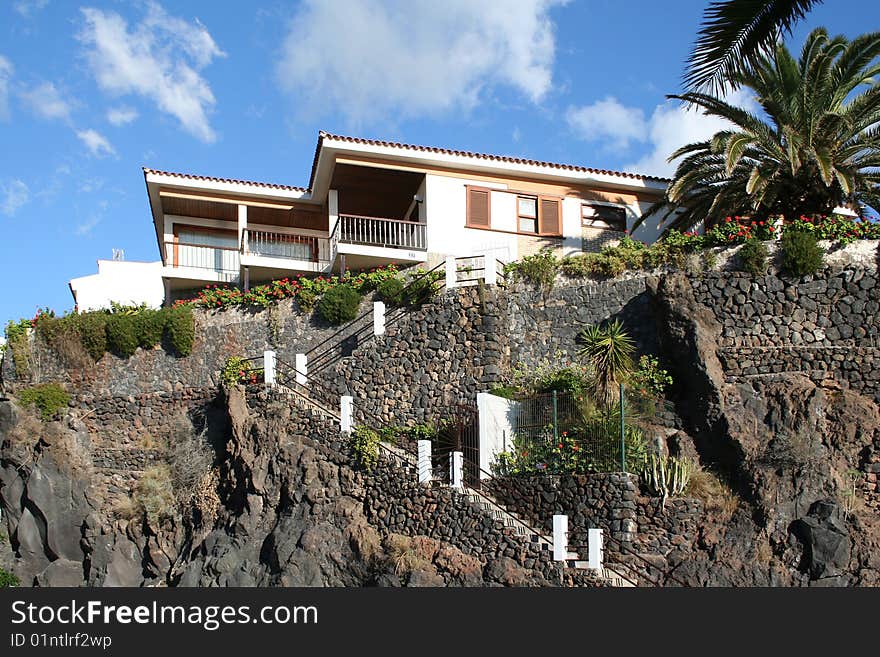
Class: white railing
166,241,239,279
243,229,330,264
336,214,427,251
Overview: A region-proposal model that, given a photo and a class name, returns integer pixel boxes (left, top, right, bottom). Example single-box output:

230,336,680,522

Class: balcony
332,213,427,255
164,215,428,285
164,240,240,284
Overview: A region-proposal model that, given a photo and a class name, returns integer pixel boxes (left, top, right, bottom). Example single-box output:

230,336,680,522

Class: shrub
578,320,635,402
295,288,317,312
488,384,520,399
401,273,440,307
106,313,139,357
4,318,32,379
628,355,673,398
221,356,259,386
76,312,109,360
350,426,380,471
737,238,769,276
0,567,19,588
167,306,195,356
594,253,626,278
316,285,363,325
781,229,823,277
376,276,405,306
560,254,597,278
134,309,167,348
686,466,739,519
506,249,559,289
135,464,176,525
17,383,70,421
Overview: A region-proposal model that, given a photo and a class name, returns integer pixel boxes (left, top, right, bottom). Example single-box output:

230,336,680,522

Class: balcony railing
165,241,240,280
332,214,427,251
242,229,330,264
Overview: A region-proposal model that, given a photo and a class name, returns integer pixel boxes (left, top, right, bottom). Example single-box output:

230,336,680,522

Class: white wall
69,260,165,312
424,173,517,260
424,172,669,260
477,392,519,478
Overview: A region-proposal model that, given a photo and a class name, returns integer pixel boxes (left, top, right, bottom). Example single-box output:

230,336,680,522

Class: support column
417,440,432,484
238,204,248,252
587,528,604,571
373,301,386,336
295,353,307,386
340,395,354,433
445,255,457,290
163,278,171,307
553,515,568,562
243,266,250,292
263,350,276,386
483,252,497,286
450,450,463,489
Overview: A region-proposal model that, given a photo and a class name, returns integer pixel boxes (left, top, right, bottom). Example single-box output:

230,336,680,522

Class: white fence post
340,395,353,433
263,350,276,386
373,301,386,336
553,515,569,562
450,450,463,489
417,440,432,484
295,353,307,386
587,528,604,571
445,255,457,290
483,252,497,286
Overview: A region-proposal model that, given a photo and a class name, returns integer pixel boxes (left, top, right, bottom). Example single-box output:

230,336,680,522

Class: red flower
725,217,732,223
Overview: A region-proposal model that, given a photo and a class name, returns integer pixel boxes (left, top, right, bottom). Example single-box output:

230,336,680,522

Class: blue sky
0,0,876,325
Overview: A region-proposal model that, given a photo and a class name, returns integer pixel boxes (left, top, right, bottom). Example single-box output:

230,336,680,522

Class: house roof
309,131,671,190
142,167,308,193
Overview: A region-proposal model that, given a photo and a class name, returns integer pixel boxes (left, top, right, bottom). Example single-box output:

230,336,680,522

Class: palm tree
685,0,823,92
648,28,880,233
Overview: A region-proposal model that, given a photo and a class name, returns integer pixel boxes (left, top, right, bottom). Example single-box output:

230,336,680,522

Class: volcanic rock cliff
1,246,879,587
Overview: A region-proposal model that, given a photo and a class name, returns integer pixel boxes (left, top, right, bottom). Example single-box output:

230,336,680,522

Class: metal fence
504,387,665,474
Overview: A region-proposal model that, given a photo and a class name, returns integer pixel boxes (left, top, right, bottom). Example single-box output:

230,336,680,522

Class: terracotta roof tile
317,131,671,184
142,167,307,193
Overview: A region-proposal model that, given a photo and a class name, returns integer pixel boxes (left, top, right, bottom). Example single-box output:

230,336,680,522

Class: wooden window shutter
538,197,561,235
466,187,491,228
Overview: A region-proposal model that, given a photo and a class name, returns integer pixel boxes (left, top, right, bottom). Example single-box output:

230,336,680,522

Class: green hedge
737,239,769,276
167,306,195,356
316,286,363,325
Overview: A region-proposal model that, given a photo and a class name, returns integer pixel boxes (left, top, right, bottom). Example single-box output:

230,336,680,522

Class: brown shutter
538,197,561,235
466,187,491,228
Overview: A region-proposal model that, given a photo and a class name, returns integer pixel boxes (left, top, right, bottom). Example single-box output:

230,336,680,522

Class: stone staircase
254,382,640,587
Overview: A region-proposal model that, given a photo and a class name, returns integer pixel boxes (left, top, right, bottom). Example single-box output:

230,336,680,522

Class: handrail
339,213,424,226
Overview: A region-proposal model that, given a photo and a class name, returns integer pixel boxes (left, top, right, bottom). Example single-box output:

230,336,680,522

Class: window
518,196,538,233
582,203,627,232
466,187,491,228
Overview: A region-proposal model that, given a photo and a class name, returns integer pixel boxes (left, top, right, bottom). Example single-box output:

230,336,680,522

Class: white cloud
78,2,225,143
76,128,116,157
625,90,758,177
14,0,49,17
276,0,566,124
19,81,72,121
1,180,29,216
0,56,12,120
106,105,138,126
76,200,107,236
565,97,647,149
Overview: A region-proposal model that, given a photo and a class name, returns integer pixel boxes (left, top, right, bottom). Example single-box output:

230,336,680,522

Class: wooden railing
332,214,427,251
242,229,330,264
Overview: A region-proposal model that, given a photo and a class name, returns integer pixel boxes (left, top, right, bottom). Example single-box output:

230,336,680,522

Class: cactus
640,455,692,505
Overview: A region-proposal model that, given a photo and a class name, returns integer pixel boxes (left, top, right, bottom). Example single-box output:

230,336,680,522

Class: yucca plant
644,28,880,234
577,320,635,405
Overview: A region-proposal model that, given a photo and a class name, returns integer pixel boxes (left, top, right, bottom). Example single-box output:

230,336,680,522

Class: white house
69,259,165,312
143,131,674,301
